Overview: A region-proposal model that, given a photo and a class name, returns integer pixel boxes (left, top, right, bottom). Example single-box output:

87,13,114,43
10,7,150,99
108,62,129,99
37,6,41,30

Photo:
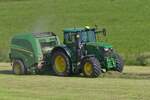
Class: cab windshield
80,31,96,42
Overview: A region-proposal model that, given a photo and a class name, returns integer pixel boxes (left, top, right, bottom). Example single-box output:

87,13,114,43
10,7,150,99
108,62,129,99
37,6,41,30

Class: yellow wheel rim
84,62,93,76
55,55,66,73
14,63,21,75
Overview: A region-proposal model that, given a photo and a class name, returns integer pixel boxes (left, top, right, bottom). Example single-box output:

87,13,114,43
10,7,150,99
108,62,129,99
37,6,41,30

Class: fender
81,55,95,62
51,45,72,59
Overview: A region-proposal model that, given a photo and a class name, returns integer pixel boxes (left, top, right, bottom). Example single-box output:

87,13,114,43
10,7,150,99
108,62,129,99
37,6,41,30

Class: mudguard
81,55,95,62
51,45,72,59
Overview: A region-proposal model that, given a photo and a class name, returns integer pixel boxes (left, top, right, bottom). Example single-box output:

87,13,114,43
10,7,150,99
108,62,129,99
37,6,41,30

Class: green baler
10,32,60,74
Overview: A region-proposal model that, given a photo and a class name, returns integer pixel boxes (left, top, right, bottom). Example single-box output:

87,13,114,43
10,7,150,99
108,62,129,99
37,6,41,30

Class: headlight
104,48,109,51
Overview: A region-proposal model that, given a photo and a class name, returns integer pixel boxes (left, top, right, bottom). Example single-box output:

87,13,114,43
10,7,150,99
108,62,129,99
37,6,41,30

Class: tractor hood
86,42,112,49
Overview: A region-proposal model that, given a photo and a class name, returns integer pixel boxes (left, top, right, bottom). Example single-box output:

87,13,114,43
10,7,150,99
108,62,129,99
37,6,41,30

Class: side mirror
95,28,107,36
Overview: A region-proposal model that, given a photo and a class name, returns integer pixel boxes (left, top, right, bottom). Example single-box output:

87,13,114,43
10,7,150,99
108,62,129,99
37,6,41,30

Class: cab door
64,32,77,62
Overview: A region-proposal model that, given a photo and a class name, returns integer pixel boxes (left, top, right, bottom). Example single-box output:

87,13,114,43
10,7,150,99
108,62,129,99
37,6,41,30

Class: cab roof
64,28,85,33
63,27,95,33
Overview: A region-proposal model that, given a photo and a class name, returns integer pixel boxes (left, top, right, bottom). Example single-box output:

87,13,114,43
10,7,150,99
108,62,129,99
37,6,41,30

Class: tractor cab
64,28,95,43
63,26,107,45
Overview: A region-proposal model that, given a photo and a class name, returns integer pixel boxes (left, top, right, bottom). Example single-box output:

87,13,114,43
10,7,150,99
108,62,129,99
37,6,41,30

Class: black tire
114,54,124,72
51,50,71,76
12,59,27,75
81,57,101,78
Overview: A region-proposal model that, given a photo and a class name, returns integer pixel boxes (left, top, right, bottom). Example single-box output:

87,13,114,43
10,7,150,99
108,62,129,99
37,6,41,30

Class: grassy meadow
0,1,150,99
0,65,150,100
0,0,150,64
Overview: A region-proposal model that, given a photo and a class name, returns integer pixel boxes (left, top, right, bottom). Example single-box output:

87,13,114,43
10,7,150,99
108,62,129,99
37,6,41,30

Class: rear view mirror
95,28,107,36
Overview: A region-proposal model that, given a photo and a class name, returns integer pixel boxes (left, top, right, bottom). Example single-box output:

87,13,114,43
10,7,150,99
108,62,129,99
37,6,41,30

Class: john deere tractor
51,26,124,77
10,26,124,78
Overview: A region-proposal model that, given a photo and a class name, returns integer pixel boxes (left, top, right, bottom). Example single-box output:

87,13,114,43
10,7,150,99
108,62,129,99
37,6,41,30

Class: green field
0,0,150,64
1,1,150,99
0,65,150,100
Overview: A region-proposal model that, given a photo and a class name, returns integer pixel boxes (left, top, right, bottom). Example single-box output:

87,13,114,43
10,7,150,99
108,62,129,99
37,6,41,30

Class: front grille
103,49,116,69
104,49,113,57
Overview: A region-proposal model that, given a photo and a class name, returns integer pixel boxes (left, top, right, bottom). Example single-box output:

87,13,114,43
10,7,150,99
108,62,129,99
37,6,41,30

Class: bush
136,53,150,66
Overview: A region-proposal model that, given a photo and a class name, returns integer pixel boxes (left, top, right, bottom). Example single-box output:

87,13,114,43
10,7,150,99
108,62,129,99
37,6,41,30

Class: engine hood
86,42,112,49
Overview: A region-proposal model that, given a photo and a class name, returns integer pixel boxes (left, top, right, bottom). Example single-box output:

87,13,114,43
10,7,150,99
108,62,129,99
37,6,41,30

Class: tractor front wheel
114,54,124,72
12,59,26,75
81,57,101,78
51,51,71,76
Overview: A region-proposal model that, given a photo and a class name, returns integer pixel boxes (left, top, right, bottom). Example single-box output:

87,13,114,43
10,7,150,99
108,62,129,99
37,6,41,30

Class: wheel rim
84,62,93,76
54,55,66,73
14,63,21,74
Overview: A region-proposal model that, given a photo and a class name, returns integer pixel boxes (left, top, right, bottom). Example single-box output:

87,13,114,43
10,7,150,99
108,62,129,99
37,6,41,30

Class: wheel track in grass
0,63,10,67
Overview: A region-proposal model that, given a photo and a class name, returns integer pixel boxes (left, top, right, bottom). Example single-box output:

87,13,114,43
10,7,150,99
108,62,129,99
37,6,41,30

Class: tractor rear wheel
51,51,71,76
81,57,101,78
114,54,124,72
12,59,26,75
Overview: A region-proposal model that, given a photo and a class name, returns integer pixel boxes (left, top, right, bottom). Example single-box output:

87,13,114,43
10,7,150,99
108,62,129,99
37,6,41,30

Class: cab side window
64,33,75,43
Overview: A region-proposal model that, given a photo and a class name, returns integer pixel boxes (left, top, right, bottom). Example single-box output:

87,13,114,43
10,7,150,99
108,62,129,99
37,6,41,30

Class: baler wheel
12,60,26,75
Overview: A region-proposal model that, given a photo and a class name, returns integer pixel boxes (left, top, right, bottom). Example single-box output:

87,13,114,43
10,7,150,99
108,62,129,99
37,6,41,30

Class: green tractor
51,26,124,77
9,26,124,77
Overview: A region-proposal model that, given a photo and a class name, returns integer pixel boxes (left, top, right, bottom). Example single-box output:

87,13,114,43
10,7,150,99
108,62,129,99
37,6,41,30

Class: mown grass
0,65,150,100
0,0,150,64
